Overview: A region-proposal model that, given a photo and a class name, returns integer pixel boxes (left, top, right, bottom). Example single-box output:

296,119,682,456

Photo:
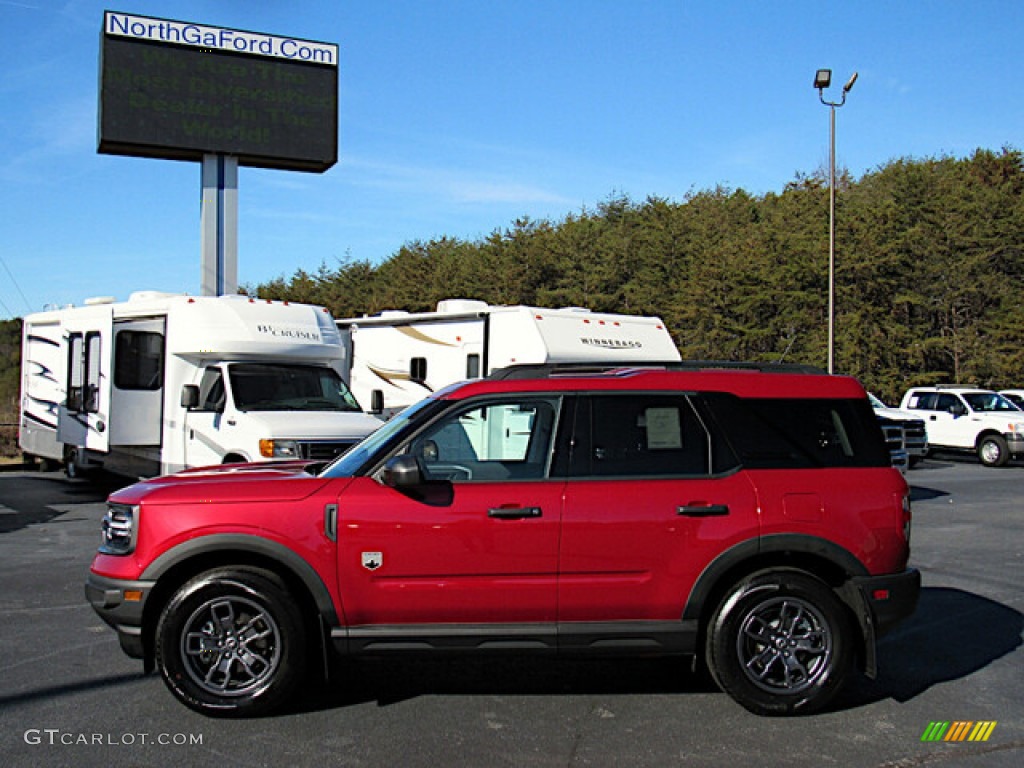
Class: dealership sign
98,11,339,172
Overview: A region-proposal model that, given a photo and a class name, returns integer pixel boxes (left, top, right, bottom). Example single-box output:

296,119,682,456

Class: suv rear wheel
705,571,853,716
155,567,306,717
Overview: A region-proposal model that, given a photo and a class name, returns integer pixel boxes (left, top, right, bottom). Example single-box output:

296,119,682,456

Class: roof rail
487,360,827,380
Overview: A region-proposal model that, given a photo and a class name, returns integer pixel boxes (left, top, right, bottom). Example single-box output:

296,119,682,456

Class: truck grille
880,422,905,452
297,440,358,461
902,419,927,451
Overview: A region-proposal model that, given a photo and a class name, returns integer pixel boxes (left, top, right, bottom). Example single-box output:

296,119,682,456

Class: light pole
814,68,857,374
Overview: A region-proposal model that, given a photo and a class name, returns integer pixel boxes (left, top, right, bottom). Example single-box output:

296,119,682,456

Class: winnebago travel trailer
336,299,682,415
20,292,382,477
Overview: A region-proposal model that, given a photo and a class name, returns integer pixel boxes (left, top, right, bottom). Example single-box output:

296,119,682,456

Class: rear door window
570,394,716,478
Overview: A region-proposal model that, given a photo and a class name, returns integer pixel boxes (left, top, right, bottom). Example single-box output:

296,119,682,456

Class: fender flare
141,534,340,627
682,533,869,623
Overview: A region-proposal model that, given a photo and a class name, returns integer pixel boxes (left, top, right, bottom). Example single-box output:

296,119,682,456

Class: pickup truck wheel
705,571,853,716
977,435,1009,467
155,568,306,717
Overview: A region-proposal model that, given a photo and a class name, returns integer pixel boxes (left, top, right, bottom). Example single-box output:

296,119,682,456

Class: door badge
361,552,383,571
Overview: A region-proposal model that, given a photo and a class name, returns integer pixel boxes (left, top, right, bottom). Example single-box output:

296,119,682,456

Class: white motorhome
336,299,682,415
20,291,382,478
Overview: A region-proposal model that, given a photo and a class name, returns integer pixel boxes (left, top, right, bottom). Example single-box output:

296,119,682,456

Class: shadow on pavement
0,471,128,534
298,587,1021,716
840,586,1023,709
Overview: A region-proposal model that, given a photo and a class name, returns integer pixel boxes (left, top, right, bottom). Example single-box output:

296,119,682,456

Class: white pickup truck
899,386,1024,467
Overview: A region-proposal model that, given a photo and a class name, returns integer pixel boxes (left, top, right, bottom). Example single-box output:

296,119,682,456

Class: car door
182,365,234,466
558,394,759,633
335,395,567,642
926,393,970,448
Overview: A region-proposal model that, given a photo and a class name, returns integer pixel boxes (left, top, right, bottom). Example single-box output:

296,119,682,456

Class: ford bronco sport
86,364,919,717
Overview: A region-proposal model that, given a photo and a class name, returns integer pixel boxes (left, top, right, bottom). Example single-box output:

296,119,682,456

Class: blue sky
1,0,1021,319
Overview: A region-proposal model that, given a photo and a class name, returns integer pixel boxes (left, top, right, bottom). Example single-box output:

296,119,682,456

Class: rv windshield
227,363,363,412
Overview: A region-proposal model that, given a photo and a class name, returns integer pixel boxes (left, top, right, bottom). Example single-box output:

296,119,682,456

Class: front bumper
1005,433,1024,456
85,572,155,660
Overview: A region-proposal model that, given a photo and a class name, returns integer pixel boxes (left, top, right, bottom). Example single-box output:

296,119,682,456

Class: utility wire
0,252,34,316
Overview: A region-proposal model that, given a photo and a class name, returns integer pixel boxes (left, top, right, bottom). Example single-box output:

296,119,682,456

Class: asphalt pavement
0,458,1020,767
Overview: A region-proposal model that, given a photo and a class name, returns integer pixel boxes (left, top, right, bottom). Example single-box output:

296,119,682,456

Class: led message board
98,11,339,172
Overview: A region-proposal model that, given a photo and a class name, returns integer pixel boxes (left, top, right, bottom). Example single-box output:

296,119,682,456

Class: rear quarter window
701,393,890,469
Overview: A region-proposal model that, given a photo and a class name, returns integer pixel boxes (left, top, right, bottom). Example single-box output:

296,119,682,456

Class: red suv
86,364,919,717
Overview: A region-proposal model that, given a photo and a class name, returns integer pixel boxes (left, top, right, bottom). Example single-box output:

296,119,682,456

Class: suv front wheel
705,571,853,716
155,567,306,717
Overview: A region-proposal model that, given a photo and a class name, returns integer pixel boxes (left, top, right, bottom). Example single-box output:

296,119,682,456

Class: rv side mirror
381,455,423,489
370,389,384,415
180,384,200,409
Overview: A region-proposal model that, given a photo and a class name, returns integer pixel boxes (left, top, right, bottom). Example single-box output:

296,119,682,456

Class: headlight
100,503,137,555
259,439,300,459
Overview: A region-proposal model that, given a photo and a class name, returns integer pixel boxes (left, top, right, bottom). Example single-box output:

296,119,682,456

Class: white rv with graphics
19,292,382,478
336,299,682,415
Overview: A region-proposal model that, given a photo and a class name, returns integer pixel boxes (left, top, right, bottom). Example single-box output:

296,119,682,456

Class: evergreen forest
251,148,1024,404
2,147,1022,457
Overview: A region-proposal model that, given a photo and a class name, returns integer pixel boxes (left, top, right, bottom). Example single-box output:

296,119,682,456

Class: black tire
155,567,306,717
705,571,853,716
977,435,1009,467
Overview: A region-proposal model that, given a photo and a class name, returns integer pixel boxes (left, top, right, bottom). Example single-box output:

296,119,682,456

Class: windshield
868,393,886,409
962,392,1021,413
227,363,362,412
320,397,439,478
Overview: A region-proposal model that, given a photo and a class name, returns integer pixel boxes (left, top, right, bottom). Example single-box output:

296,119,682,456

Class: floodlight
814,69,832,89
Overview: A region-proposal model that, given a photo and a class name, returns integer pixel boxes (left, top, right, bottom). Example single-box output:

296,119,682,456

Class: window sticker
645,407,682,450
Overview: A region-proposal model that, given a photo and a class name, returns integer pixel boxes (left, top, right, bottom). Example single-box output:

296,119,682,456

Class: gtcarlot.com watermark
24,729,203,747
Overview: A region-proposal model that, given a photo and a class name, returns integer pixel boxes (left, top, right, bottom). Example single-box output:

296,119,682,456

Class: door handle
677,504,730,517
488,506,542,519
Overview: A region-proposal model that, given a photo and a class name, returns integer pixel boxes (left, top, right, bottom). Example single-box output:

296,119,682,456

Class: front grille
297,440,358,461
880,423,905,452
902,419,927,449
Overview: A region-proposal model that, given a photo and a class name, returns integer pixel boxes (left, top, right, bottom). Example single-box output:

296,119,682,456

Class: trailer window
67,334,84,412
84,333,101,413
67,332,102,414
114,331,164,391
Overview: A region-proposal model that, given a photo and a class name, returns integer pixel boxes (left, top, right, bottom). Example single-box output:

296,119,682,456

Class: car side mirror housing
370,389,384,415
180,384,200,409
382,455,423,489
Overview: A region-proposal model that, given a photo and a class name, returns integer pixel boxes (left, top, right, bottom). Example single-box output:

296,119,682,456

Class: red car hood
109,460,339,506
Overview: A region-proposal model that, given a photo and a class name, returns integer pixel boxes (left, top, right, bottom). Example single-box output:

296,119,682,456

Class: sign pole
200,153,238,296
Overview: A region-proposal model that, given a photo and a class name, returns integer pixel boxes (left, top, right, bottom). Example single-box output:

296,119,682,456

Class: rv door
57,305,113,455
109,317,166,447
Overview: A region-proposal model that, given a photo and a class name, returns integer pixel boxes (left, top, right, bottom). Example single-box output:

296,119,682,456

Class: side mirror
382,455,423,489
370,389,384,415
410,357,427,384
180,384,200,409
